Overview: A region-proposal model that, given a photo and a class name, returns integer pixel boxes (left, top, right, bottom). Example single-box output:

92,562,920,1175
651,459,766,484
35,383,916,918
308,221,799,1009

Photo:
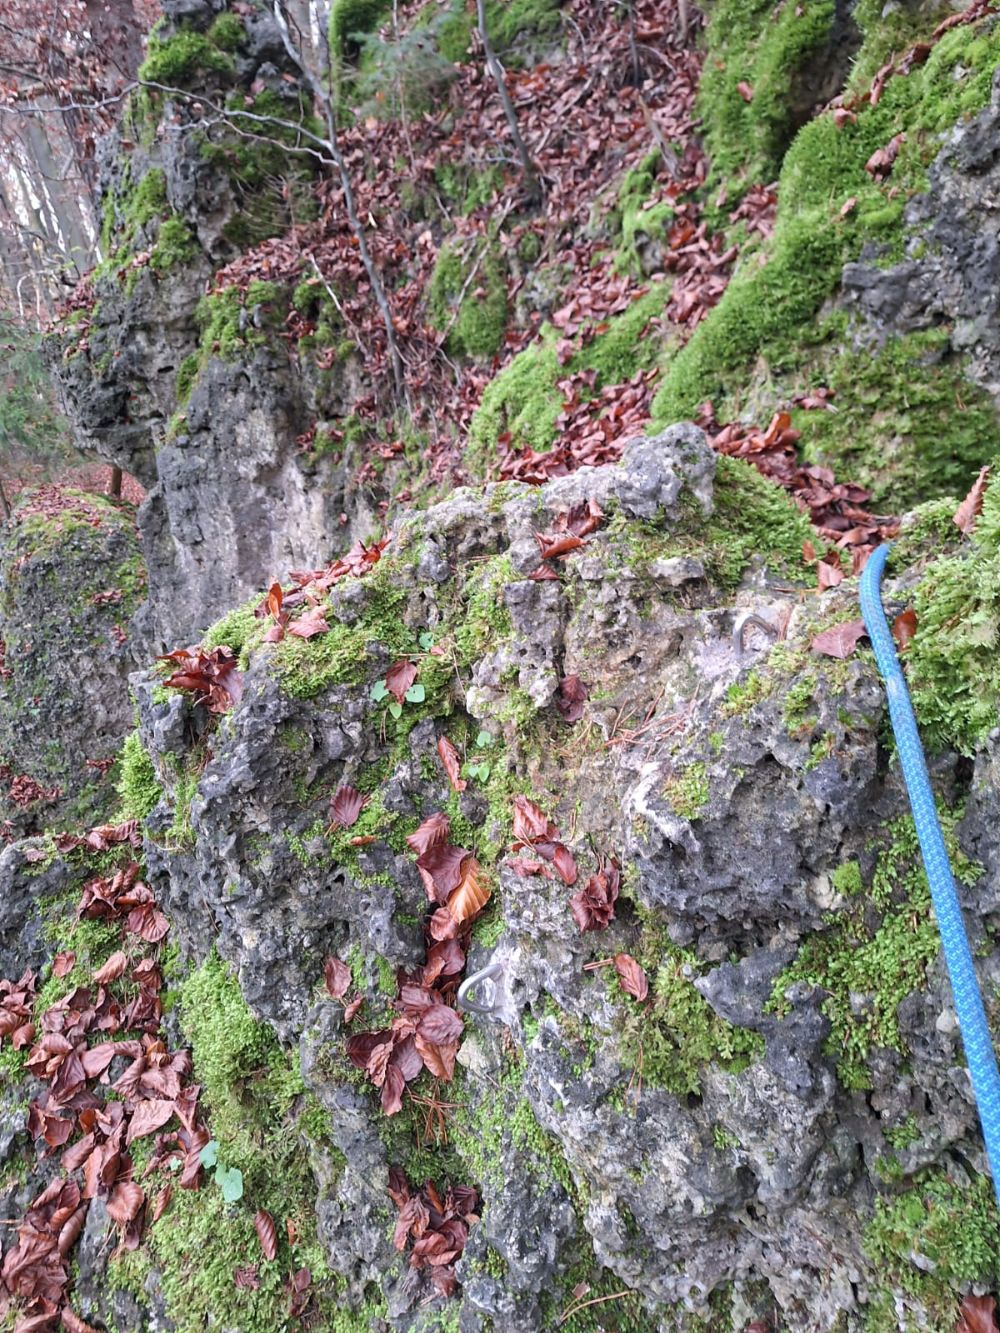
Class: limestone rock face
122,429,1000,1331
0,488,142,829
842,67,1000,403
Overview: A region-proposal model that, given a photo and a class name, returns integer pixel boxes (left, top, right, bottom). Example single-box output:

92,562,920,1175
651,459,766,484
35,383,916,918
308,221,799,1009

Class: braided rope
860,543,1000,1202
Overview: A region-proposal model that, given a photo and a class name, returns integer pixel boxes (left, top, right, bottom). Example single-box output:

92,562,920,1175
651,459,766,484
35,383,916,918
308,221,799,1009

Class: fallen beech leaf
406,811,449,856
839,195,857,218
418,1003,463,1045
329,785,368,830
52,951,76,978
817,552,844,590
954,465,990,536
324,956,352,999
614,953,649,1002
737,80,754,102
446,857,490,924
343,994,365,1023
255,1208,278,1261
810,619,867,659
535,531,585,561
957,1292,1000,1333
107,1179,144,1226
127,1099,176,1143
437,736,467,792
385,660,418,705
512,795,556,846
381,1065,406,1115
417,844,470,904
151,1181,172,1225
287,605,329,639
92,951,128,985
556,674,589,722
892,608,918,651
549,843,578,887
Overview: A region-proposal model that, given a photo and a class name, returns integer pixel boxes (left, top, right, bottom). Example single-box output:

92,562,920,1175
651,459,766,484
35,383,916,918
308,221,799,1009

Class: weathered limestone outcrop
0,488,143,830
120,430,1000,1331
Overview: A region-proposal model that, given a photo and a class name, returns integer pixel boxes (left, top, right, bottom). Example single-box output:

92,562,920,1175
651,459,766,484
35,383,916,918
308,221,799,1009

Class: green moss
454,554,515,663
662,761,709,820
111,950,344,1333
129,168,168,226
864,1168,1000,1326
139,29,235,85
202,593,265,659
483,0,561,51
117,730,162,822
467,337,563,467
612,152,673,274
769,812,980,1089
698,0,838,190
194,283,278,364
614,921,763,1096
330,0,391,56
900,478,1000,755
149,216,198,274
831,859,863,898
175,352,201,403
702,455,816,589
654,13,1000,429
466,282,667,474
36,907,123,1013
206,12,246,52
427,240,508,359
794,330,1000,509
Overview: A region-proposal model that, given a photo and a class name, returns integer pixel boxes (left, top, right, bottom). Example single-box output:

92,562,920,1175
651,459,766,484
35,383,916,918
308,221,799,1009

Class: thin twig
558,1287,633,1326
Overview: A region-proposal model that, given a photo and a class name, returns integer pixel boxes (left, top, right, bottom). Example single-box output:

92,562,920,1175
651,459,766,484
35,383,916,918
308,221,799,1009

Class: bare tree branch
474,0,541,203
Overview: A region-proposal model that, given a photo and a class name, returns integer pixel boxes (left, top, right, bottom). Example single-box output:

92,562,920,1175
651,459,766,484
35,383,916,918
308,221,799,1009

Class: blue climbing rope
860,543,1000,1204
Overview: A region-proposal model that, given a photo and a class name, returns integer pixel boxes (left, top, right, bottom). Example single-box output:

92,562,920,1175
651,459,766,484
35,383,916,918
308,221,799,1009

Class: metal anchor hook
457,961,505,1016
733,610,780,656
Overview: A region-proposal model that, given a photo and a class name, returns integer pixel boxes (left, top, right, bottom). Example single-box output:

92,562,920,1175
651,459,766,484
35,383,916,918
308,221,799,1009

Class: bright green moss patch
906,480,1000,755
794,329,1000,509
698,0,839,190
139,29,235,85
149,216,198,274
662,761,709,820
117,730,162,822
769,813,980,1089
202,592,267,660
864,1168,1000,1326
194,281,280,364
467,337,563,469
428,240,508,359
207,12,246,52
111,955,343,1332
654,12,1000,428
129,168,168,226
614,937,763,1097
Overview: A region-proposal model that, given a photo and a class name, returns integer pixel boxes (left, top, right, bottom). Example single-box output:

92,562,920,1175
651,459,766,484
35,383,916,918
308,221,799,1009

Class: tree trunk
109,466,122,499
475,0,542,203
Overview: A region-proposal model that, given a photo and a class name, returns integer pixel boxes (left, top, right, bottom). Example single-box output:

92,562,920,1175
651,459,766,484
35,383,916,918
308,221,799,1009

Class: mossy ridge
791,326,1000,510
110,948,344,1333
863,1167,1000,1331
653,14,1000,431
768,812,980,1090
138,24,238,87
610,151,676,276
903,475,1000,755
697,0,839,194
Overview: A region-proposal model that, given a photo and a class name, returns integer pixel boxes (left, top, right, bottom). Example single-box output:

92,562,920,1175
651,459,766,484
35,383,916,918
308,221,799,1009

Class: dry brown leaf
954,465,990,536
446,857,490,924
